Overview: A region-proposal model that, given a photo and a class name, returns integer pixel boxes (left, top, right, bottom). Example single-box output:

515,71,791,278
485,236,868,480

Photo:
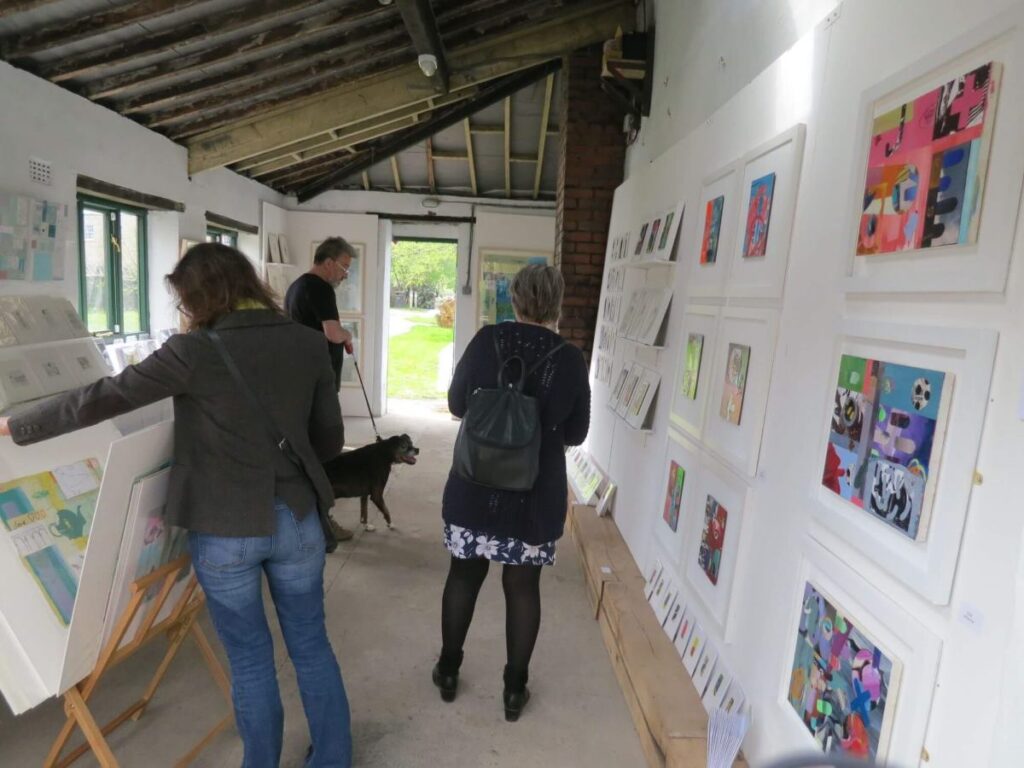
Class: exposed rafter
294,59,560,202
391,156,402,192
534,74,555,199
426,137,437,194
186,0,633,173
463,118,478,196
396,0,450,94
362,172,371,191
0,0,63,20
36,0,328,82
504,96,512,198
2,0,205,59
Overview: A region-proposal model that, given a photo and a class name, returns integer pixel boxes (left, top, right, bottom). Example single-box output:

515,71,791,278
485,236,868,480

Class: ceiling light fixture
418,54,438,78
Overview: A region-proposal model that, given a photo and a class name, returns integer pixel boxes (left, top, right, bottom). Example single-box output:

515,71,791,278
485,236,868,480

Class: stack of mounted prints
0,460,102,626
616,287,672,346
787,582,896,762
858,63,999,254
821,355,951,540
609,362,661,430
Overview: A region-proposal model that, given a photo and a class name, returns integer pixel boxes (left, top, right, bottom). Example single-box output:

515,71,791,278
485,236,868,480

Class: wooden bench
568,502,747,768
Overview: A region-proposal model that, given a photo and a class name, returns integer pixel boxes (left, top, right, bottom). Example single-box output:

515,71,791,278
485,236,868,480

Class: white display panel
687,163,741,299
777,538,942,767
683,453,749,636
840,14,1024,294
668,304,720,441
810,319,997,604
702,306,779,478
727,124,807,300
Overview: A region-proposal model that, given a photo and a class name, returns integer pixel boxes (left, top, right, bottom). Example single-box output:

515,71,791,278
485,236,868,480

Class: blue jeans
189,501,351,768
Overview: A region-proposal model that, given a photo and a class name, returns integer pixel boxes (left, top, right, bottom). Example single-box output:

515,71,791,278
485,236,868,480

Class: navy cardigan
442,322,591,545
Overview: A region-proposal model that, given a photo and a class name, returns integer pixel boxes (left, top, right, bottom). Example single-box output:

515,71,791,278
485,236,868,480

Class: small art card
681,333,704,400
646,218,662,255
719,343,751,425
697,494,728,586
663,460,686,533
658,210,677,252
701,196,725,265
665,598,686,639
683,623,707,675
673,607,696,656
821,355,951,540
701,660,732,710
743,172,776,258
644,558,664,599
693,643,719,697
634,222,649,258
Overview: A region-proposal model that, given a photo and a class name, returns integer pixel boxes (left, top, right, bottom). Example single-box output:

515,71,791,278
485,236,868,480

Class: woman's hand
0,417,10,437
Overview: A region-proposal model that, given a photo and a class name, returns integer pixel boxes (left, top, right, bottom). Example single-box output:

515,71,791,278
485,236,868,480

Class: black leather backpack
453,334,566,492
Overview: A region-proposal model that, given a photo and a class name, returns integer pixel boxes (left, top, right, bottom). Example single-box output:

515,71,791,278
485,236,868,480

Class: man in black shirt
285,237,355,389
285,236,357,542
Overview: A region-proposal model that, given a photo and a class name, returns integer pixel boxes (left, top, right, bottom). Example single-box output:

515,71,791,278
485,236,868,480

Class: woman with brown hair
0,243,352,768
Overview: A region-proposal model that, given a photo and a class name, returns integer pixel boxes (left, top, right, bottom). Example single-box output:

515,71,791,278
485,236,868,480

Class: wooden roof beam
391,157,402,192
504,96,511,198
1,0,205,59
396,0,450,94
464,118,478,196
186,0,634,174
0,1,63,20
426,137,437,194
294,59,561,202
38,0,327,83
533,74,555,199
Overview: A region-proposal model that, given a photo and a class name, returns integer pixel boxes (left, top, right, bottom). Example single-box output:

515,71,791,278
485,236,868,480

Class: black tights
440,557,542,681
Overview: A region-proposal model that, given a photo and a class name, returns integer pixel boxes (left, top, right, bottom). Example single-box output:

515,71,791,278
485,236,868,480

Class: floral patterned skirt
443,523,556,566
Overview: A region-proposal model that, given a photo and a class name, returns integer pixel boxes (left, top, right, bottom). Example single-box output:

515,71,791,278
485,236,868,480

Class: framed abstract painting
811,319,997,604
655,431,700,563
689,163,738,299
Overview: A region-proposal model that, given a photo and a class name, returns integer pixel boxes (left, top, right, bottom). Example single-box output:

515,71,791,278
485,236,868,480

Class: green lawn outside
387,309,453,400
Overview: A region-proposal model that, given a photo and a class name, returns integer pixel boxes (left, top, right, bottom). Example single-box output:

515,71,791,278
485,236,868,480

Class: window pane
82,209,109,333
120,212,142,334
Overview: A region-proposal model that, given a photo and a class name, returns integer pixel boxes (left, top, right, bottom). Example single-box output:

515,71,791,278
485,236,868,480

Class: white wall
0,61,284,329
594,2,1024,766
627,0,839,176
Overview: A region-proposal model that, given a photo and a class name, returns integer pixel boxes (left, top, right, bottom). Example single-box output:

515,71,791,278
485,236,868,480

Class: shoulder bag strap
206,329,301,469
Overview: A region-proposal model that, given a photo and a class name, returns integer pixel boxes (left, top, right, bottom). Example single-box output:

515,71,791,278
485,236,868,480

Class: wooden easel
44,554,233,768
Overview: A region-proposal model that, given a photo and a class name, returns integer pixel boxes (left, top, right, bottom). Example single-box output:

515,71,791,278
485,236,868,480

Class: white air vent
29,157,52,185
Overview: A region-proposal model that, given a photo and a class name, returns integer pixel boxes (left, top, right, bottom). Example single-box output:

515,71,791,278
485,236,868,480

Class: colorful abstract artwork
646,218,662,254
663,460,686,533
822,355,951,540
697,494,728,586
0,459,102,625
681,333,704,400
635,223,649,257
659,211,676,251
701,196,725,265
858,63,1000,255
743,173,776,258
788,582,896,761
719,343,751,425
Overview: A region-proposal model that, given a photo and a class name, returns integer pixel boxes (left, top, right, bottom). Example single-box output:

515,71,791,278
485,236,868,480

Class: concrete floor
0,405,644,767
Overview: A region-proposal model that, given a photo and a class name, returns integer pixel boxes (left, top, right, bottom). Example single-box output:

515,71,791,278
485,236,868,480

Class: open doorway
386,237,458,413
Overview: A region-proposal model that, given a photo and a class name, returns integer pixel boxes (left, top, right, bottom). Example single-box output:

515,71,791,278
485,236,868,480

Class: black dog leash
352,358,381,442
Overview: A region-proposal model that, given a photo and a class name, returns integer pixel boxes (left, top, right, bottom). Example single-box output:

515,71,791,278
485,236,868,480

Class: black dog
322,434,419,531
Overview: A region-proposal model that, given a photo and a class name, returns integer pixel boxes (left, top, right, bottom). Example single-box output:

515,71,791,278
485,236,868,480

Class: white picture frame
653,429,701,566
669,304,720,441
684,453,749,636
840,13,1024,294
727,124,807,300
687,162,741,299
810,318,997,604
702,306,779,478
624,365,660,430
777,538,942,766
476,248,552,328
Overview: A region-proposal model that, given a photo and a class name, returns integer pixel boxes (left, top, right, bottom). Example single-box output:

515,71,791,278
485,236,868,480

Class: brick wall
556,45,627,360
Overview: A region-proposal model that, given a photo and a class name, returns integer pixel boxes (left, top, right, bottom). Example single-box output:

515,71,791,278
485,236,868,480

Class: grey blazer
8,310,344,537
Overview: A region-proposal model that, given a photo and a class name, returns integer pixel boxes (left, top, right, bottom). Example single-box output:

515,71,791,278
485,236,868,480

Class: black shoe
432,664,458,702
503,687,531,722
329,518,355,542
502,664,530,722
